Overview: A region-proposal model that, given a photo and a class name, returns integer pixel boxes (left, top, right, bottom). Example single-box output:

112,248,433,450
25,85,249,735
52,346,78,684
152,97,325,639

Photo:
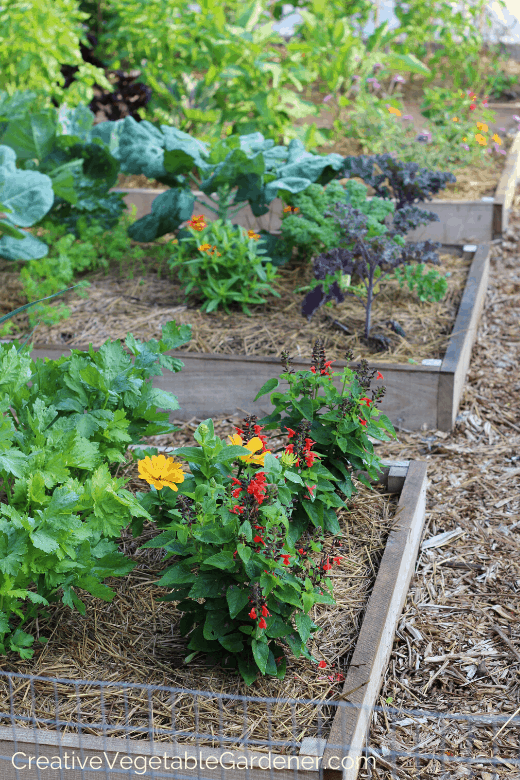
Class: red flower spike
249,608,257,619
261,605,270,617
359,418,367,426
253,535,265,545
285,428,296,439
318,660,327,669
281,555,291,566
258,618,267,630
376,371,384,380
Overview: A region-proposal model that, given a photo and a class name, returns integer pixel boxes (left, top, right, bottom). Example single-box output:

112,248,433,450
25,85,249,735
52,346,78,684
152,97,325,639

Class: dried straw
0,247,469,365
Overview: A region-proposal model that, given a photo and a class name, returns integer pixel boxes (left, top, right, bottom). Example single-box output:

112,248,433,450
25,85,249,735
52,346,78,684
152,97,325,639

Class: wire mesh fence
0,669,518,780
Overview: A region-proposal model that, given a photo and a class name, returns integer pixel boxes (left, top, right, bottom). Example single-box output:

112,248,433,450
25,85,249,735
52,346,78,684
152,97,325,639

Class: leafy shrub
167,216,281,315
133,342,394,683
0,319,191,658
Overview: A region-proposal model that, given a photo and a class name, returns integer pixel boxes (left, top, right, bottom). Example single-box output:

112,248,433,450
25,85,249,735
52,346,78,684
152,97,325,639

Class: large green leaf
1,111,57,161
385,52,431,75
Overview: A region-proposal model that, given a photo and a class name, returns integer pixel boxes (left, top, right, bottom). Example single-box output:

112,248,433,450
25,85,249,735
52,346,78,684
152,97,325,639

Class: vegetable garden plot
7,244,489,432
112,132,520,245
0,458,427,780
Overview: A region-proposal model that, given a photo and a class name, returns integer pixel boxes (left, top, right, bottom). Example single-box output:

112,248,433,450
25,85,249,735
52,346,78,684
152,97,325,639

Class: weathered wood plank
493,131,520,236
322,460,428,780
437,244,490,430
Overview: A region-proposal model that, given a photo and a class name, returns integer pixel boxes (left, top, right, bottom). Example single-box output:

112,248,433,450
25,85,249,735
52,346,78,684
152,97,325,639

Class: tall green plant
0,0,112,107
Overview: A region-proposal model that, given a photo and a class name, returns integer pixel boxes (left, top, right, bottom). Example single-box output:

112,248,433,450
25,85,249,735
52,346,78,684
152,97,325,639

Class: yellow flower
462,137,467,141
387,107,401,116
227,433,269,466
138,454,185,491
452,116,459,122
247,230,260,240
475,133,487,146
171,238,178,244
492,133,502,145
198,243,212,252
476,122,488,132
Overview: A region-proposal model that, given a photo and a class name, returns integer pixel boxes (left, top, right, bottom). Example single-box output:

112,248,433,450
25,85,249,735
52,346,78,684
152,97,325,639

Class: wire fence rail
0,670,518,780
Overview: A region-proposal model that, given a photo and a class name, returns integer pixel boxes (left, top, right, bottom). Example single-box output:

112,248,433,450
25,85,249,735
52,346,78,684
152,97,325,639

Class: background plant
392,0,507,91
393,263,448,303
0,0,112,108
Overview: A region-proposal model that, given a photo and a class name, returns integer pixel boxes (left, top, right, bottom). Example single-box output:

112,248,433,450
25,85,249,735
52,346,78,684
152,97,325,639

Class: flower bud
281,450,299,467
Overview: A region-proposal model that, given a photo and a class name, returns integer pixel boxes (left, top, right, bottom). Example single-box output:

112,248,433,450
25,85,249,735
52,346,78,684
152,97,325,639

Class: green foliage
108,119,344,243
85,0,323,145
392,0,506,91
0,102,126,237
135,350,393,683
167,219,281,315
0,319,191,658
392,263,448,303
0,0,112,107
279,179,397,262
255,341,395,502
0,145,54,261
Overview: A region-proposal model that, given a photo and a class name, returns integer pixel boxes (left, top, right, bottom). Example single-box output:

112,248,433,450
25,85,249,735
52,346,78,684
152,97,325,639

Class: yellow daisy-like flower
387,107,401,116
247,230,260,240
475,133,487,146
227,433,269,466
492,133,502,145
198,243,212,252
138,454,185,491
476,122,488,132
452,116,459,122
462,137,467,142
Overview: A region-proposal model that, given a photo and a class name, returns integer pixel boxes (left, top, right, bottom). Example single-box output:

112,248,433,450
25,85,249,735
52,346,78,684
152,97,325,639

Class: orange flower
476,122,488,132
247,230,260,240
492,133,502,145
475,133,487,146
387,106,401,116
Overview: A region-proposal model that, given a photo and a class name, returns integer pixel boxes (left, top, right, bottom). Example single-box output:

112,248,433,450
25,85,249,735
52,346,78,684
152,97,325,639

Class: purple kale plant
340,153,457,211
301,203,441,340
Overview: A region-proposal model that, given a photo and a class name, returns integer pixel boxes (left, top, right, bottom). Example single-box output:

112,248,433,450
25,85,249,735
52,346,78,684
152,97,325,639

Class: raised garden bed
110,128,520,246
5,242,489,432
0,455,428,780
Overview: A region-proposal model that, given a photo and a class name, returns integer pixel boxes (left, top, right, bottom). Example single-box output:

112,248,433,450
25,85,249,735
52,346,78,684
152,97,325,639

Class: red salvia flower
318,660,327,669
285,428,296,439
281,554,291,566
359,418,367,426
249,608,257,619
261,605,270,617
376,371,384,380
231,505,244,514
258,618,267,629
253,535,265,545
333,556,342,565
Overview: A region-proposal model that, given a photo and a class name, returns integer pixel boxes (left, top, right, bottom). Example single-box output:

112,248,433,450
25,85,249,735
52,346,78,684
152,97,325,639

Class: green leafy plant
103,119,344,244
167,215,281,314
83,0,323,145
133,337,394,684
392,263,448,303
0,102,126,237
0,318,191,658
279,179,397,263
255,338,395,502
0,0,112,108
0,145,55,261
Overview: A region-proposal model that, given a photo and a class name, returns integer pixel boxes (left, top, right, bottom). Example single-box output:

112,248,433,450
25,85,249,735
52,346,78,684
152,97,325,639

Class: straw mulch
0,245,470,365
352,193,520,778
0,445,399,750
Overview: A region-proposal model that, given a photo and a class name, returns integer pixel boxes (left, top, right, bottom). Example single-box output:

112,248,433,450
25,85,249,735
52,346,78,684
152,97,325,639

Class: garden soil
0,247,471,365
